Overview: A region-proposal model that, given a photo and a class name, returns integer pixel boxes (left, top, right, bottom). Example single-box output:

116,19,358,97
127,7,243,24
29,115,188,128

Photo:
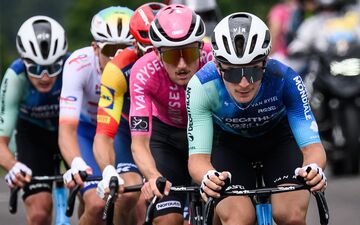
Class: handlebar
143,177,200,225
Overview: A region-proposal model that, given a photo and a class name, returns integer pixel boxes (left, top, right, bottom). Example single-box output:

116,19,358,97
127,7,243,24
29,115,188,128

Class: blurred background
0,0,277,77
0,0,360,224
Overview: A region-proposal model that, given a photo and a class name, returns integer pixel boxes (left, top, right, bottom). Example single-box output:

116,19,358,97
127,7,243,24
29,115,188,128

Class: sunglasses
160,47,200,66
219,64,264,84
97,42,130,58
24,59,63,78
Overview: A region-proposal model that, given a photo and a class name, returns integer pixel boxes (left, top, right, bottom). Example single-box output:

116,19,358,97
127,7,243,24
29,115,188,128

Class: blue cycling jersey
0,54,70,136
186,59,321,155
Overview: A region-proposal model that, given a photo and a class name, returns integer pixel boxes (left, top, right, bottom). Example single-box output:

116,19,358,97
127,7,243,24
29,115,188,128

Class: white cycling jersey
60,47,101,125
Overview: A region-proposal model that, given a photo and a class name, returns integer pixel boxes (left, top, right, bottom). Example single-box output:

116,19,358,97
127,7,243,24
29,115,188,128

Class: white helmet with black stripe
16,15,68,65
211,12,271,65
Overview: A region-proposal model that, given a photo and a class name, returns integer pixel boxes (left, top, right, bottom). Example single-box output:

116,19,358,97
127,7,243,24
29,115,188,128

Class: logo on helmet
138,9,150,26
172,30,184,35
37,33,50,40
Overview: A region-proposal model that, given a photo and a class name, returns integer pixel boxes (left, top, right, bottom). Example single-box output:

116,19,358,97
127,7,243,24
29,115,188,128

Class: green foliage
63,0,165,51
0,0,278,74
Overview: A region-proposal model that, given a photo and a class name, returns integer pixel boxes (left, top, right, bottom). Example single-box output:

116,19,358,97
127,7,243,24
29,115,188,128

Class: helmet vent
16,36,26,53
222,35,230,55
249,34,257,54
139,31,149,39
106,24,112,38
40,40,49,59
96,32,107,39
234,35,245,58
195,19,205,37
211,32,218,50
63,39,67,50
262,30,271,48
53,39,58,56
29,41,37,57
150,25,161,42
117,18,122,37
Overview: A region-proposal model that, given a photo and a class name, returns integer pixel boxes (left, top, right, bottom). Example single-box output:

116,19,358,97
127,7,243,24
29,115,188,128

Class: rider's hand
96,165,124,200
295,163,327,192
4,162,32,188
200,170,231,202
141,176,171,202
63,157,92,189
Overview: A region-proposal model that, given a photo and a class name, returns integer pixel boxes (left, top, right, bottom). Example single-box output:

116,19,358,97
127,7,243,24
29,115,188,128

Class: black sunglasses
219,64,264,84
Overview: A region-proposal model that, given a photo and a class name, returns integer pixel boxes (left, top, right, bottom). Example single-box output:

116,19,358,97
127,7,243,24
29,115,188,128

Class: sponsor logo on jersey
97,115,110,124
0,78,8,115
130,116,149,132
293,76,312,120
156,200,181,211
310,121,319,132
60,96,77,104
98,85,114,109
68,54,88,65
186,87,194,142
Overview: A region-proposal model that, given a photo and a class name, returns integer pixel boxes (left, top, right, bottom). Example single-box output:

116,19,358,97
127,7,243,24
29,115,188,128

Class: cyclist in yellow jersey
93,3,166,225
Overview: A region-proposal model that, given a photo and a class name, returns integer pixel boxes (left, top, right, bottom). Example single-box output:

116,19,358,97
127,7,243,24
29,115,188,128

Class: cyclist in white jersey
59,6,135,225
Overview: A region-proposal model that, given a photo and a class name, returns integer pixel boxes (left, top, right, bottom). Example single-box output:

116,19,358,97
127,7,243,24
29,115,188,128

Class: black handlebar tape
9,187,20,214
156,177,167,194
102,176,119,221
66,171,88,217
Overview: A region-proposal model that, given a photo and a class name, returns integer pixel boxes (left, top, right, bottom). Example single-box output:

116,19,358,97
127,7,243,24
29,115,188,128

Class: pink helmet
149,4,206,48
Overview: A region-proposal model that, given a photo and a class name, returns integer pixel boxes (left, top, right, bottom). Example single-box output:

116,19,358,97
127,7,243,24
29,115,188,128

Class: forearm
0,137,17,170
131,136,160,180
58,124,82,165
188,154,214,184
93,134,115,171
301,143,327,169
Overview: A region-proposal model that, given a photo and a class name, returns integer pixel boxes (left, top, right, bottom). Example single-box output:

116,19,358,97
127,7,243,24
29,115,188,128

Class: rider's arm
131,134,160,180
58,123,81,165
283,70,326,167
0,137,16,170
283,68,327,190
93,61,127,171
0,66,25,170
301,143,326,170
58,56,85,166
186,76,216,183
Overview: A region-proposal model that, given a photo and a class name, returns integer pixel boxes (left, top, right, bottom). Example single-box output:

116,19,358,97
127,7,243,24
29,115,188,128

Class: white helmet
211,12,271,65
90,6,134,44
16,15,68,65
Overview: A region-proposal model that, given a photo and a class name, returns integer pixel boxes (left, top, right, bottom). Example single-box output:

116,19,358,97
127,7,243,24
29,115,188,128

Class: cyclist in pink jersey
129,4,213,224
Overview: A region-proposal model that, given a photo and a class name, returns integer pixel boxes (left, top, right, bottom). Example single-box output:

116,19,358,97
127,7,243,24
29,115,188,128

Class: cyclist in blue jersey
0,16,69,225
186,12,327,225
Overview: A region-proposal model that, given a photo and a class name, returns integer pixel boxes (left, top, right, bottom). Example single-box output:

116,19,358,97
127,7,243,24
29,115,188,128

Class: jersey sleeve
96,61,127,138
187,76,213,155
0,68,26,137
59,54,86,125
129,58,153,136
283,68,321,148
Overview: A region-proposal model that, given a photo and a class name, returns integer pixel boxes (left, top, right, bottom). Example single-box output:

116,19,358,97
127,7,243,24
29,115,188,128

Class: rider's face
219,62,263,104
28,73,58,93
159,42,201,87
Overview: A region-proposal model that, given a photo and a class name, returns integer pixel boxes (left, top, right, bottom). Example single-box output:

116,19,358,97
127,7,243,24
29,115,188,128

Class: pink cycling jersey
129,43,213,136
